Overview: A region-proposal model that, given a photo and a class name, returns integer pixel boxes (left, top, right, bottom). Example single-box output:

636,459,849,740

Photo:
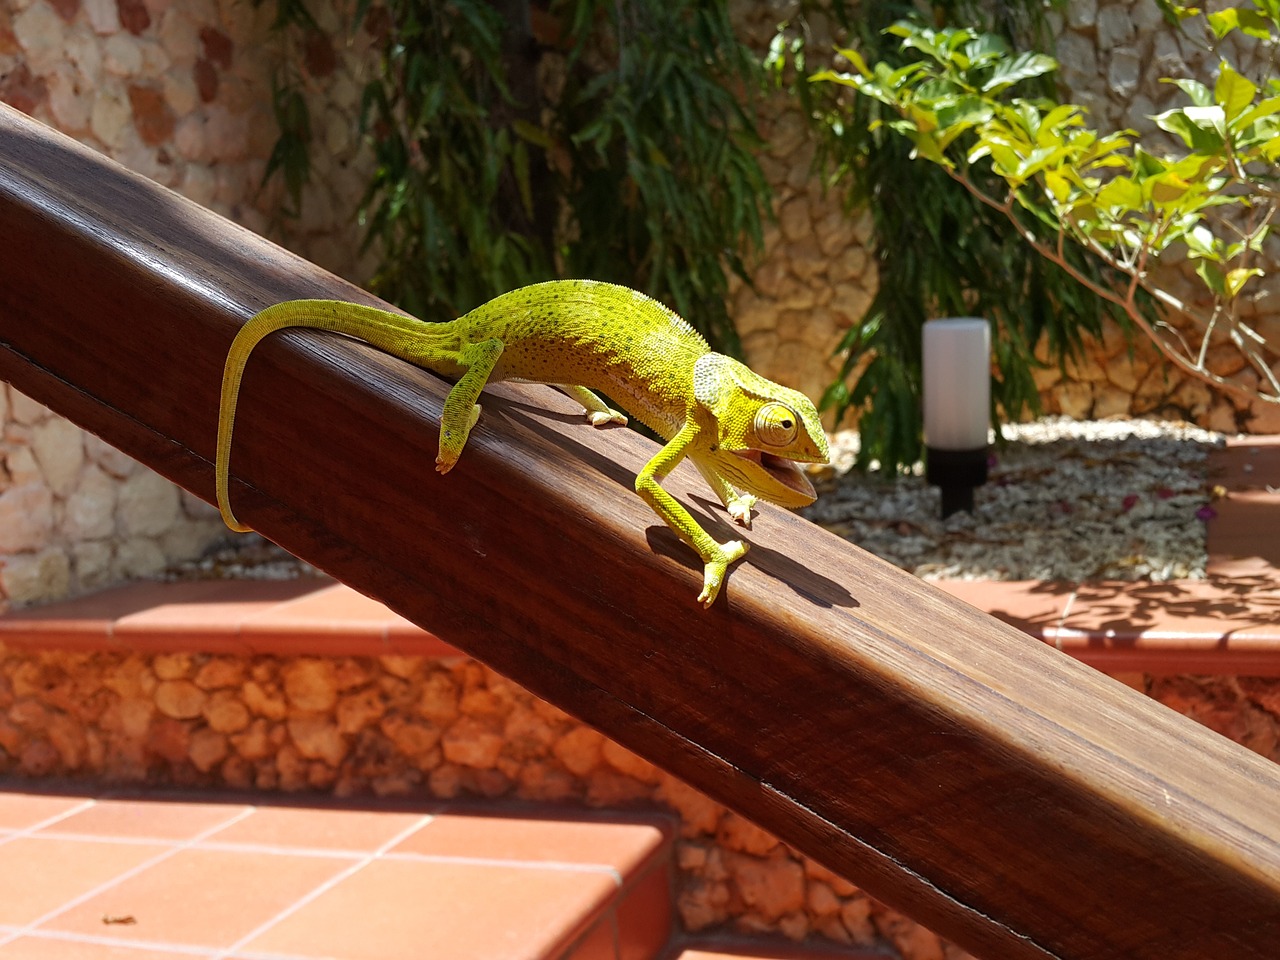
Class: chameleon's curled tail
216,299,447,532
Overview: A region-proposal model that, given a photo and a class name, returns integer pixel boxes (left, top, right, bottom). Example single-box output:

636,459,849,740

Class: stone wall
1044,0,1280,433
0,0,375,607
0,385,229,603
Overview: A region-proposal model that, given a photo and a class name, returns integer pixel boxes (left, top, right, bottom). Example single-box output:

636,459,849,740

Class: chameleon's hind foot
558,385,627,428
587,408,628,428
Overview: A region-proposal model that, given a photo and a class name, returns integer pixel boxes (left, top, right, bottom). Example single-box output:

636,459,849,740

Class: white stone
1107,47,1143,101
30,417,84,496
204,106,250,163
48,67,93,132
71,540,114,591
118,470,180,537
84,433,137,478
1096,4,1135,49
173,113,206,160
777,196,811,244
0,549,70,605
90,87,133,153
1152,31,1188,81
180,488,219,519
160,519,223,565
1131,0,1166,33
13,1,66,74
0,484,54,552
158,8,200,65
162,70,199,118
1066,0,1097,28
84,0,120,34
4,447,43,486
114,537,166,578
63,464,117,540
1056,32,1097,84
64,30,104,82
103,32,144,76
180,164,217,207
324,111,352,156
138,39,171,75
7,387,48,426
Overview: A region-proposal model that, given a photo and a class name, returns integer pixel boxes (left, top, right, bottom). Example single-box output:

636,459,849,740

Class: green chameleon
216,280,828,606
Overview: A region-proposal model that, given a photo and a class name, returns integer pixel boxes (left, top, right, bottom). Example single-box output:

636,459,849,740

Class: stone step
0,786,677,960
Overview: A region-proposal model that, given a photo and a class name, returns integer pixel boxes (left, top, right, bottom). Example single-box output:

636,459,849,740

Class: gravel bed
168,418,1225,585
802,417,1225,582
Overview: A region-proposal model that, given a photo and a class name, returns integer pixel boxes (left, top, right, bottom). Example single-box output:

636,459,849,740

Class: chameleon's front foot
726,493,758,529
436,402,483,474
698,539,748,608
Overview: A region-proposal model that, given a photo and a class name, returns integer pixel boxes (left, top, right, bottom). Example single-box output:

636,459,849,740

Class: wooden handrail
2,103,1278,959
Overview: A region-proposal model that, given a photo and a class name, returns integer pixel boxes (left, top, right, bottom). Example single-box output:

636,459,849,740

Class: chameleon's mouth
733,449,816,500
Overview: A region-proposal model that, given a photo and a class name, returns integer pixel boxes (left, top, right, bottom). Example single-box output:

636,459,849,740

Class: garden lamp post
923,318,990,518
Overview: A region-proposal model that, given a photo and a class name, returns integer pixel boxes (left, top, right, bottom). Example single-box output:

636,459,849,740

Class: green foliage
261,0,769,353
778,1,1131,473
821,5,1280,412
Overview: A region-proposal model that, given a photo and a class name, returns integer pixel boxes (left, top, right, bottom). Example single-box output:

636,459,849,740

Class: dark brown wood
2,103,1279,960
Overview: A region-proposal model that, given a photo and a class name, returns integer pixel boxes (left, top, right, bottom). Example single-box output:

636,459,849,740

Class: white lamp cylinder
923,318,991,517
923,318,990,451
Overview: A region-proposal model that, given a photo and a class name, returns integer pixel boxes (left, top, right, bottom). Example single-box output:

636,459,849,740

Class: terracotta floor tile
0,793,92,832
43,799,250,842
42,847,351,950
207,805,428,853
616,862,671,960
392,811,668,876
0,837,167,927
243,858,618,960
931,580,1072,637
0,935,200,959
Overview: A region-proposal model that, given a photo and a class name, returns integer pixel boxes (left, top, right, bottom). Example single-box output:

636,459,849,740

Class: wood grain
2,103,1278,960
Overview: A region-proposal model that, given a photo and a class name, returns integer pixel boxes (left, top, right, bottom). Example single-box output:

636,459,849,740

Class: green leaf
1096,176,1143,208
1153,106,1226,151
1196,259,1226,296
982,52,1058,93
1215,62,1258,125
1164,78,1214,107
1225,266,1263,298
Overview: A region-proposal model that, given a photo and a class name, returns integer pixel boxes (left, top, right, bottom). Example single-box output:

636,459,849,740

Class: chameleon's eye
754,403,798,447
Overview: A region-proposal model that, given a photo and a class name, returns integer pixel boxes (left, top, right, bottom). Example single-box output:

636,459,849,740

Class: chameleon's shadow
500,398,856,610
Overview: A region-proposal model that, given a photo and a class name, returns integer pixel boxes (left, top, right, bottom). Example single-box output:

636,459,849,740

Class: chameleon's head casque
691,353,830,508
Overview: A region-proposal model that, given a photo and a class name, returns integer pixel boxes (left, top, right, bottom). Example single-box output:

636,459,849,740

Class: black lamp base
926,446,989,519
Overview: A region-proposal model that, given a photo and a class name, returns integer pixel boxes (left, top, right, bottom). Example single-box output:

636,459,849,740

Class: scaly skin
217,280,829,606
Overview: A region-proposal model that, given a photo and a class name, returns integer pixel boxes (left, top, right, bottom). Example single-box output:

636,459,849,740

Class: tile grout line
13,926,223,958
209,812,437,960
0,803,259,949
15,925,327,960
0,796,99,851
